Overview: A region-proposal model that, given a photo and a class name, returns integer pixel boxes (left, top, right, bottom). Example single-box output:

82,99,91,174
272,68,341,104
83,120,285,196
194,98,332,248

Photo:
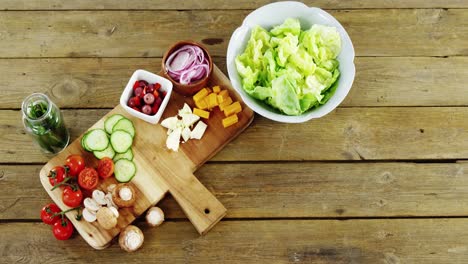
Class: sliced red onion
165,44,210,84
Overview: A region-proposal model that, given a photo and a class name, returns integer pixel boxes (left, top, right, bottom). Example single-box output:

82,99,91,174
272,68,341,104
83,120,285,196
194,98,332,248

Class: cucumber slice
81,132,92,152
114,159,136,183
110,130,133,153
105,114,124,134
93,143,115,159
112,118,135,138
84,129,109,151
113,148,133,162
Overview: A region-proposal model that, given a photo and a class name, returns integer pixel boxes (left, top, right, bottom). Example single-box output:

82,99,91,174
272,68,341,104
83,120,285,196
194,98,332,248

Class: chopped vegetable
193,108,210,119
165,45,210,84
96,207,117,230
222,114,239,128
114,159,137,183
235,18,341,115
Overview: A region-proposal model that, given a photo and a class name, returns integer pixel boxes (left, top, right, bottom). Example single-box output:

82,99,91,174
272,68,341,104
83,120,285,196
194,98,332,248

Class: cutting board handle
170,172,226,235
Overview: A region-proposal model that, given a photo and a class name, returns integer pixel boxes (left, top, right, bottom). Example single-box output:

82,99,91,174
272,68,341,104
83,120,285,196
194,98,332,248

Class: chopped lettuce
235,18,342,115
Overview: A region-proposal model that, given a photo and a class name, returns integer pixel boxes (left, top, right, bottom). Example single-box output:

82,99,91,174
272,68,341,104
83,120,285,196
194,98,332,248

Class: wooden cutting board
39,64,254,249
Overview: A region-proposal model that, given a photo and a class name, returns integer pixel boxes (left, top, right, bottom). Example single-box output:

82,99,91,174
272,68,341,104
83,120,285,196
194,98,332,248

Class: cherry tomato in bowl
78,167,99,190
65,155,85,177
48,166,67,187
97,158,114,179
53,218,74,240
62,186,83,207
40,203,61,225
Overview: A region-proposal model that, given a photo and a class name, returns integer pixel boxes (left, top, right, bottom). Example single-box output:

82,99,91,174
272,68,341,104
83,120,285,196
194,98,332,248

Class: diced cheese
208,93,218,108
224,101,242,116
219,97,233,111
166,128,182,151
178,103,192,116
218,90,229,100
181,113,200,127
193,88,209,102
191,121,207,140
181,127,191,142
195,98,208,110
160,116,179,130
212,86,221,93
193,108,210,119
222,114,238,128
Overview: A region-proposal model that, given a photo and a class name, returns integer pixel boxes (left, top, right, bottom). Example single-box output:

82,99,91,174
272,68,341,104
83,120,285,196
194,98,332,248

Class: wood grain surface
1,57,467,109
2,0,468,262
3,219,468,263
0,9,467,57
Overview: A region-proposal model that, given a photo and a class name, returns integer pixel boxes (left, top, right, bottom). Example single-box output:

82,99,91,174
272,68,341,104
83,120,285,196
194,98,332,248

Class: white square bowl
120,69,173,124
226,1,355,123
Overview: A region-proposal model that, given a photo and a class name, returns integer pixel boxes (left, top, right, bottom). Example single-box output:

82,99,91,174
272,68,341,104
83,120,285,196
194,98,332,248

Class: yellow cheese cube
208,93,218,108
195,98,208,110
218,90,229,100
193,108,210,119
212,86,221,93
193,88,209,102
224,101,242,117
203,97,212,110
222,114,238,128
218,97,233,111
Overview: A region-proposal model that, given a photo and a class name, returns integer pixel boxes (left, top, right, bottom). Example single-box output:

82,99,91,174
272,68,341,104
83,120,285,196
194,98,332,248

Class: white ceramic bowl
120,69,173,124
227,1,355,123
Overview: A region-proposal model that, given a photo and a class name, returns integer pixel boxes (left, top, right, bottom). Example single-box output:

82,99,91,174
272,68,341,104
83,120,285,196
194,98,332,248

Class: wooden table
1,1,468,263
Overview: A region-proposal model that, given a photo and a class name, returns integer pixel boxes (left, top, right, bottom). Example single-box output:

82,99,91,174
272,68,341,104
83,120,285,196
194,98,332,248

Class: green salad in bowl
227,1,355,123
235,18,341,116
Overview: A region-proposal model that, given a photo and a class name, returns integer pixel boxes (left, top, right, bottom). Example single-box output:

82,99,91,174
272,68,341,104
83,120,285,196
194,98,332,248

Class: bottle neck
22,93,53,125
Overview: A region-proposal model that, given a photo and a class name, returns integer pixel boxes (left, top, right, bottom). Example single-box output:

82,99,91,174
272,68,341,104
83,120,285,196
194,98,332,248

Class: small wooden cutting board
39,64,254,249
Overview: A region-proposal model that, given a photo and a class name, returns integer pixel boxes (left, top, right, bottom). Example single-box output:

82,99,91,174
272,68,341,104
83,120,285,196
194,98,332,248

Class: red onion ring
165,44,209,84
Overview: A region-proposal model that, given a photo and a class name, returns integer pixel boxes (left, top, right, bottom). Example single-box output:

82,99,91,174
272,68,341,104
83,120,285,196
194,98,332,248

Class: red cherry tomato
153,90,159,99
40,203,61,225
65,155,85,177
48,166,67,186
52,218,74,240
154,83,161,90
78,167,99,190
97,158,114,179
62,186,83,207
132,80,140,90
151,104,159,115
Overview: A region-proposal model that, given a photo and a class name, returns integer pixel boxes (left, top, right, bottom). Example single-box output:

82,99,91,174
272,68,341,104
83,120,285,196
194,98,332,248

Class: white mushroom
146,207,165,227
109,206,119,218
84,197,100,212
119,186,133,201
119,225,144,252
96,207,117,230
105,193,118,208
82,208,97,222
92,190,107,205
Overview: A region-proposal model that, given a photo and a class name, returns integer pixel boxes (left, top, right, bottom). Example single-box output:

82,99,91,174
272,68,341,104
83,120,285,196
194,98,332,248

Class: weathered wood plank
1,107,468,163
2,57,467,109
1,0,467,10
2,162,468,220
0,9,467,57
3,220,468,263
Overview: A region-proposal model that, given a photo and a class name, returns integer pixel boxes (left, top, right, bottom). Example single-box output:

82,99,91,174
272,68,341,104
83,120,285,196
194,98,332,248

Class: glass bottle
21,93,70,154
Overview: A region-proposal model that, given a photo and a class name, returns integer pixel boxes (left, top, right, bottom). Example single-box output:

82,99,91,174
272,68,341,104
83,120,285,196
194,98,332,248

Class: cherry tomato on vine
48,166,67,186
65,155,85,177
40,203,61,225
62,186,83,207
52,218,74,240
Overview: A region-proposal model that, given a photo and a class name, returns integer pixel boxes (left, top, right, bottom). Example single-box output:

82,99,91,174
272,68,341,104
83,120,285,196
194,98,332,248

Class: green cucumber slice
110,130,133,153
84,129,109,151
113,148,134,162
93,143,115,159
81,132,92,152
114,159,136,183
105,114,124,134
112,118,135,138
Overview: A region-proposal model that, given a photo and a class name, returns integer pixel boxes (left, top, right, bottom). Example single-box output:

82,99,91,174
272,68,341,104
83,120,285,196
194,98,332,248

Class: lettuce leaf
235,18,342,115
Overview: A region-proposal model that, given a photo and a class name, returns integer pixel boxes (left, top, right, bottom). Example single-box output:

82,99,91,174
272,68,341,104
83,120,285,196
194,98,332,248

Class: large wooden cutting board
39,64,254,249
